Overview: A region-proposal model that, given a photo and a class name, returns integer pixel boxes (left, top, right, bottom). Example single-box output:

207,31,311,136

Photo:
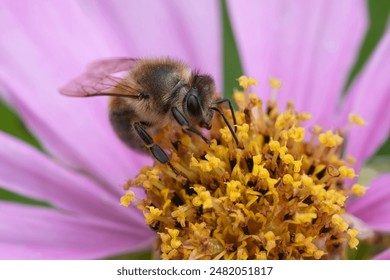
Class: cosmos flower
122,86,366,259
0,0,389,259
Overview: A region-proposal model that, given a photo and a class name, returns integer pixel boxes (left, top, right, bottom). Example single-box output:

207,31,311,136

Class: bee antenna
212,98,237,132
210,107,239,146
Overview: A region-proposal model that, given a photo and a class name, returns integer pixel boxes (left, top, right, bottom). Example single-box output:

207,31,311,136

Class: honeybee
60,57,237,172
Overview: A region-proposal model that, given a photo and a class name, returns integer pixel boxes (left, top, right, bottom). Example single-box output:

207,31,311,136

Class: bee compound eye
187,95,200,115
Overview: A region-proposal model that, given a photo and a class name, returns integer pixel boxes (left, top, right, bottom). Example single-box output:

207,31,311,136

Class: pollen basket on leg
121,78,364,260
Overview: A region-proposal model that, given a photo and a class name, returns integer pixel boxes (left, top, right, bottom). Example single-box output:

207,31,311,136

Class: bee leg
210,107,239,146
212,98,237,131
171,107,211,145
134,122,180,175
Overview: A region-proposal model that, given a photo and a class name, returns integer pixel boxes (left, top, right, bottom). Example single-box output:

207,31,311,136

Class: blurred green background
0,0,389,259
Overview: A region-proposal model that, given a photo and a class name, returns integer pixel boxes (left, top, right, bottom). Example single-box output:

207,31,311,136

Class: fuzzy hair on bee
60,57,238,173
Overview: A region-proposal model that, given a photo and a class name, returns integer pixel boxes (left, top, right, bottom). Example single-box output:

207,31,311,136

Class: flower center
121,77,365,260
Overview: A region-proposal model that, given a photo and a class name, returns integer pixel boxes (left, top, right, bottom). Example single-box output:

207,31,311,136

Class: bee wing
59,58,140,98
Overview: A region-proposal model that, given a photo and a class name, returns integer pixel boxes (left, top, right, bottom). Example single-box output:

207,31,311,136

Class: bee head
184,74,215,129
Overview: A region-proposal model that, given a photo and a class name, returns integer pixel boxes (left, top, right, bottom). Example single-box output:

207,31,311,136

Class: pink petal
347,174,390,232
339,30,390,167
0,0,221,187
0,131,146,226
373,248,390,260
0,202,154,259
91,0,222,87
226,0,367,125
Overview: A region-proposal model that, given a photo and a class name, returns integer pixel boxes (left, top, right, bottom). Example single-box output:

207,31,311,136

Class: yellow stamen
339,166,356,179
351,184,366,196
348,113,366,126
318,130,343,148
145,206,163,225
269,78,282,89
347,229,359,249
192,185,213,209
237,76,258,89
226,180,242,202
332,214,349,231
264,231,277,252
122,77,365,260
119,190,135,207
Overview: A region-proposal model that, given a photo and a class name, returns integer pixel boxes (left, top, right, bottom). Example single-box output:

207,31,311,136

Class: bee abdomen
109,107,145,151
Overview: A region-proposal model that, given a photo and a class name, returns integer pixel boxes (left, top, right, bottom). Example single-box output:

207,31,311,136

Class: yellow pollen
255,250,267,260
348,113,366,126
269,78,282,89
171,206,187,227
192,185,213,209
294,212,317,224
145,206,163,225
237,76,258,89
332,214,349,231
160,232,171,244
219,127,233,143
351,184,366,196
339,166,356,179
314,250,325,260
288,127,305,142
294,233,306,243
347,229,359,249
171,239,182,249
119,190,135,207
269,139,280,151
190,154,222,172
345,155,357,165
313,125,322,135
252,164,270,179
122,78,365,260
168,228,180,238
318,130,343,148
280,130,289,141
233,90,245,103
264,231,277,252
275,112,295,130
293,159,303,172
301,175,313,186
253,154,262,165
226,180,242,202
281,154,295,164
237,123,250,140
297,113,312,121
283,174,294,185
